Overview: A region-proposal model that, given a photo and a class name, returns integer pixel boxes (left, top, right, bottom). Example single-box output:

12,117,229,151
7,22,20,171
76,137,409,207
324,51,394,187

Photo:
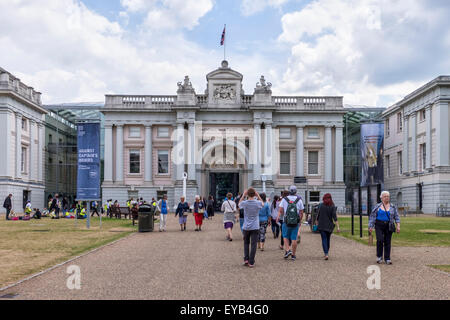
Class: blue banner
360,123,384,187
77,123,100,200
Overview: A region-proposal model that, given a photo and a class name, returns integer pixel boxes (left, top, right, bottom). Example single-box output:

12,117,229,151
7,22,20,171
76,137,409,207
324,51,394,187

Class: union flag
220,25,226,46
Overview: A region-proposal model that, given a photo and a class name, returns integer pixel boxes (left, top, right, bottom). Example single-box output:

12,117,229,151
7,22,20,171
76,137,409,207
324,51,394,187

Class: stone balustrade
105,94,343,110
0,70,42,105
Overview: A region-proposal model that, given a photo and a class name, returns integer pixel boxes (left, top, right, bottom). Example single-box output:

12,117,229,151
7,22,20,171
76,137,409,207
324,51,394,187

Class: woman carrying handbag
315,193,340,260
193,195,205,231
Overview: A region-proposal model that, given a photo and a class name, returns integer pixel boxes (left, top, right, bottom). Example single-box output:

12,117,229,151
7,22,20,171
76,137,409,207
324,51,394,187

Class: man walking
276,186,304,261
3,194,12,220
157,194,169,232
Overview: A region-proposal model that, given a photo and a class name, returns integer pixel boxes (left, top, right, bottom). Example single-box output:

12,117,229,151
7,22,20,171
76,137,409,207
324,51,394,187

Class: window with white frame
158,150,169,174
279,151,290,174
21,147,27,173
129,126,141,138
397,113,403,132
419,109,426,122
157,127,169,138
279,128,291,139
308,128,319,139
129,149,141,174
385,119,390,136
398,151,403,175
22,118,27,131
386,155,390,176
308,151,319,175
420,143,426,171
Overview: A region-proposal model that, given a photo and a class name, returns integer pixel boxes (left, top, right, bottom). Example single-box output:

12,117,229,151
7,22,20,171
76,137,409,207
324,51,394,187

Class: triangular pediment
206,60,243,81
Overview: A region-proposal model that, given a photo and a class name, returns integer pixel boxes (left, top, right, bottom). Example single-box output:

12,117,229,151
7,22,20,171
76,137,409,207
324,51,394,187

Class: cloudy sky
1,0,449,107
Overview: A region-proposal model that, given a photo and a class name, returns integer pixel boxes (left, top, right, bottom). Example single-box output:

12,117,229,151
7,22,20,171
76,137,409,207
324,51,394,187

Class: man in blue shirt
157,195,169,232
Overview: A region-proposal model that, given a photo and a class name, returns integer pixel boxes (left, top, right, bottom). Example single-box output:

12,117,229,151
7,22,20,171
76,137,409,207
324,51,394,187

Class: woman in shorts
221,192,237,241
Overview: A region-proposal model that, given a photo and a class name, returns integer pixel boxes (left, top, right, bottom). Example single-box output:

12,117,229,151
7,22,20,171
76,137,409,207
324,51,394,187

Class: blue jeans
320,230,332,255
240,218,244,232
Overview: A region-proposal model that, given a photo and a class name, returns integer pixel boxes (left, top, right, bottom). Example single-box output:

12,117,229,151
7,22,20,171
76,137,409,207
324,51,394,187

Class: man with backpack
276,186,304,261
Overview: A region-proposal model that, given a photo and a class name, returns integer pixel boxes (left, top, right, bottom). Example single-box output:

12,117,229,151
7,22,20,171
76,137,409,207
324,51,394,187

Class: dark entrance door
23,190,30,209
209,172,239,211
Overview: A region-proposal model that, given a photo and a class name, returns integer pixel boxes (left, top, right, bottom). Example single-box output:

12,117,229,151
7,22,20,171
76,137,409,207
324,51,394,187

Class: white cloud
0,0,218,103
277,0,450,106
241,0,289,16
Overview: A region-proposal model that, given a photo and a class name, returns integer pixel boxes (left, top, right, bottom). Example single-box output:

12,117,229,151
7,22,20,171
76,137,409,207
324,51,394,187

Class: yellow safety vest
127,201,131,208
80,208,86,216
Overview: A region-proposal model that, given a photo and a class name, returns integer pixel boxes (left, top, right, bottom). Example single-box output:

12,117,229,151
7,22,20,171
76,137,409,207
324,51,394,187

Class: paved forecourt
1,214,449,300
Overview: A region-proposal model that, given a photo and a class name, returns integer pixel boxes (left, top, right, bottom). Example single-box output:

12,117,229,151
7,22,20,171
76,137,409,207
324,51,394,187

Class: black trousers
243,229,259,265
91,208,99,217
375,220,393,261
6,207,11,220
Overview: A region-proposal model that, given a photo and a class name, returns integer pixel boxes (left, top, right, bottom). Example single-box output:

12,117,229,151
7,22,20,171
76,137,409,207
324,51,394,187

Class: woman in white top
221,192,237,241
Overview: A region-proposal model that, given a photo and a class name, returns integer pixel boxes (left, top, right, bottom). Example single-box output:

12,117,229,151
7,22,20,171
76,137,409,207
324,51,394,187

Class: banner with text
77,123,100,200
360,123,384,187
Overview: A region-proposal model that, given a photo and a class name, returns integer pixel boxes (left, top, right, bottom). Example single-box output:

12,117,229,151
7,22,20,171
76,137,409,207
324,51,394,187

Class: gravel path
1,214,449,300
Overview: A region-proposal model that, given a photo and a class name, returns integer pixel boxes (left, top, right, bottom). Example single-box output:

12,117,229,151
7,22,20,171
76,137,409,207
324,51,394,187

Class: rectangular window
129,126,141,138
49,134,53,144
386,155,390,176
398,151,403,175
309,191,320,202
158,150,169,174
420,143,426,171
308,151,319,175
279,128,291,139
157,127,169,138
419,109,426,122
397,113,403,132
308,128,319,139
21,118,26,130
21,147,27,173
279,151,290,175
129,149,141,174
385,119,390,136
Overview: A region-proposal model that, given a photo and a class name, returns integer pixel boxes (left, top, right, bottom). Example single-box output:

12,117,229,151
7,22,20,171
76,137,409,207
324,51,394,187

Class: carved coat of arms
213,85,236,101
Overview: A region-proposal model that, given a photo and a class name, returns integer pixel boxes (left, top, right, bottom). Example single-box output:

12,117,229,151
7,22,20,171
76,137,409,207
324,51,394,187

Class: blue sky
0,0,449,107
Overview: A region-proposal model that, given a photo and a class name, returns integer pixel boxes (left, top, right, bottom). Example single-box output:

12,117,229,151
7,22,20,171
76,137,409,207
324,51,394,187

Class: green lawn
0,217,137,288
336,216,450,247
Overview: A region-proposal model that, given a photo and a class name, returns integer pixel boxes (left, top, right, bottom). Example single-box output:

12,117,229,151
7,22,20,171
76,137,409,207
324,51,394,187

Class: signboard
360,123,384,187
370,185,378,211
353,189,359,214
361,187,368,215
77,123,100,200
294,176,307,184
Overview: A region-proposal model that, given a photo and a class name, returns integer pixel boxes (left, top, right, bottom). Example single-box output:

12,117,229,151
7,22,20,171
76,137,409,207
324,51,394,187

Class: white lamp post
261,174,267,193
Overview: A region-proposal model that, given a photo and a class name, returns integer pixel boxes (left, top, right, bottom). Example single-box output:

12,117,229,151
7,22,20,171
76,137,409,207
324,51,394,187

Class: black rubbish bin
310,204,320,233
138,204,154,232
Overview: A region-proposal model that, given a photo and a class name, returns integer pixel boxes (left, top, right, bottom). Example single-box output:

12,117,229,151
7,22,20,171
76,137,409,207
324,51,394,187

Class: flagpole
224,24,226,61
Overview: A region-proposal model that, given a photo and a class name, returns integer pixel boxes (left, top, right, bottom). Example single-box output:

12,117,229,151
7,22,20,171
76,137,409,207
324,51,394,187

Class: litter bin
138,204,154,232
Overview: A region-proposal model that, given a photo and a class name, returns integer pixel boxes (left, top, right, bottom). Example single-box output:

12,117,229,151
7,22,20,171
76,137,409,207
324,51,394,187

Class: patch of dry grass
0,217,137,288
429,265,450,273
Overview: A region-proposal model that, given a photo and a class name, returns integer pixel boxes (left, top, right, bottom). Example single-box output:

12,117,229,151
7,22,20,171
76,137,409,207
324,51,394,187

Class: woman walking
369,191,400,265
257,193,271,251
238,188,263,268
193,195,205,231
175,196,190,231
270,195,281,239
315,193,340,260
221,193,237,241
207,195,215,220
278,190,290,250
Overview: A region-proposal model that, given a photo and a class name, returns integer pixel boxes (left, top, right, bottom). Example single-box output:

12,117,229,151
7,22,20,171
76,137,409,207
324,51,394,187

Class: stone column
104,124,113,182
29,120,35,180
38,123,44,182
15,113,22,179
403,115,409,174
0,110,12,178
253,123,261,181
296,125,304,177
176,123,185,181
188,122,196,180
410,112,417,172
335,125,344,182
116,124,124,183
436,101,450,167
144,125,153,183
265,123,273,180
324,125,332,182
425,106,432,169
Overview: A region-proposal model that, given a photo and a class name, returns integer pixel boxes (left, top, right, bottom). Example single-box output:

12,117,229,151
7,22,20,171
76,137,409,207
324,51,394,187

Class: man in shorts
276,186,304,261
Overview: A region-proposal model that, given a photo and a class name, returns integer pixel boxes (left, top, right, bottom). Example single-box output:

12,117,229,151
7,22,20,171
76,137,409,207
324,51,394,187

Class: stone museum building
382,76,450,214
0,67,47,211
101,61,346,210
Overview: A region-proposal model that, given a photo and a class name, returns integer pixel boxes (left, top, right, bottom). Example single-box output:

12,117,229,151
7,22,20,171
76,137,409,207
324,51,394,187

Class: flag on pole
220,25,226,46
